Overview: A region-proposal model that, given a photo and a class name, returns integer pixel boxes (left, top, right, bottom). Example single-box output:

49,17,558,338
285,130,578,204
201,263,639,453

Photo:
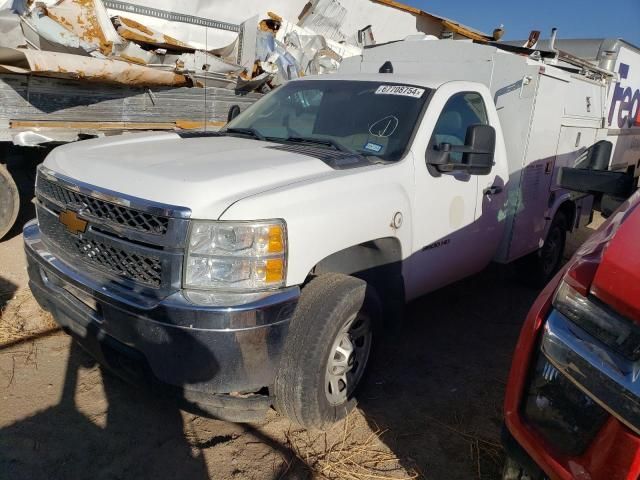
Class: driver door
405,89,507,300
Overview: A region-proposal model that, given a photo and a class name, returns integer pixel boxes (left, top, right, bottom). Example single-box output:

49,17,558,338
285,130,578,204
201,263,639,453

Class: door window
430,92,488,162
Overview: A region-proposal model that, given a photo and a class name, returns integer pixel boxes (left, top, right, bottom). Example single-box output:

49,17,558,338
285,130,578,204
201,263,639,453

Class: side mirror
227,104,241,122
427,124,496,176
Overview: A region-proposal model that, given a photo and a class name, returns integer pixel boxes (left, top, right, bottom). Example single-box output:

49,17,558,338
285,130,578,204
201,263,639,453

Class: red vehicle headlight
553,281,640,361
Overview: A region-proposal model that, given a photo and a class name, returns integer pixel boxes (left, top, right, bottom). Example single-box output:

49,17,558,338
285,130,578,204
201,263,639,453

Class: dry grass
0,288,58,346
422,413,504,479
282,411,421,480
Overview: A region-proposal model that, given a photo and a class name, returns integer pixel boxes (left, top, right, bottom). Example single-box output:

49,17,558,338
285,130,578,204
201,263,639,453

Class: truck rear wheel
0,164,19,241
517,212,567,288
274,273,380,429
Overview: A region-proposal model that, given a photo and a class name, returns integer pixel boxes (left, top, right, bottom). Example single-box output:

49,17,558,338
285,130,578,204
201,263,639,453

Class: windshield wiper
283,136,351,153
224,127,266,141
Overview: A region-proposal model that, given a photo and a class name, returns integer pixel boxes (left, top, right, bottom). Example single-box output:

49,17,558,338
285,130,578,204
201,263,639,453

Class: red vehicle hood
592,203,640,322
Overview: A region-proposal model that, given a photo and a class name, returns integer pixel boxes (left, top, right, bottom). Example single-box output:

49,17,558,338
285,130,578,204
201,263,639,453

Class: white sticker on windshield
375,85,425,98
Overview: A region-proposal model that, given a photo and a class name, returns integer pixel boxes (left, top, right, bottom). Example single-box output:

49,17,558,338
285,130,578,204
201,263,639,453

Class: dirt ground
0,177,600,480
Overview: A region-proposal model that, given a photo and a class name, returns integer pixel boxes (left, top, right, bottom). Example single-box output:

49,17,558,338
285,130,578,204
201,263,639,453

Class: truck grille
38,208,163,287
522,353,608,456
37,175,169,235
34,167,190,292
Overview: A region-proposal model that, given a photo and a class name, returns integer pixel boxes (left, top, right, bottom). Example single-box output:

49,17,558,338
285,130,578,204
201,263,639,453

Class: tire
0,164,20,241
516,212,567,288
274,273,381,429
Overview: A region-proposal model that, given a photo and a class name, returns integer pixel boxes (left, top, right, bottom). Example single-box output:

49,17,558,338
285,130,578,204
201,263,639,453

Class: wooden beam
174,120,226,129
370,0,422,16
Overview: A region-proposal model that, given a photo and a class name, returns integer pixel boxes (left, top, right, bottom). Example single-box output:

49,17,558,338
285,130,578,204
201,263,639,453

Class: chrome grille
34,166,190,292
37,175,169,235
39,207,163,287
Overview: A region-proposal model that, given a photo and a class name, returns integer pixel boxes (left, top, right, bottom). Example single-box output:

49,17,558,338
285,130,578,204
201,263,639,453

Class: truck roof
294,72,445,90
504,38,640,63
336,37,620,86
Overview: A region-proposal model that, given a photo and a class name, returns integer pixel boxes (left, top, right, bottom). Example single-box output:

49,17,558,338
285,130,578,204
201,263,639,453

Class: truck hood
591,197,640,323
44,132,337,218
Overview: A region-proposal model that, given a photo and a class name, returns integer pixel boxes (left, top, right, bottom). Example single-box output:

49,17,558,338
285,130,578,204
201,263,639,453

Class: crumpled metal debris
0,0,369,90
45,0,123,56
298,0,348,42
0,46,188,86
255,11,361,88
21,6,101,55
112,15,191,52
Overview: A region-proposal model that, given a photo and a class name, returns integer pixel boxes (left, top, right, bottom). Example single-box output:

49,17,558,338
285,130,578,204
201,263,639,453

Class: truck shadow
0,326,218,479
358,263,538,479
356,211,596,479
0,289,308,480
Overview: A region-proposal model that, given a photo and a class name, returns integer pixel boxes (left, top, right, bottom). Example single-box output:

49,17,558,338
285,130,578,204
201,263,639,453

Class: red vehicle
503,180,640,479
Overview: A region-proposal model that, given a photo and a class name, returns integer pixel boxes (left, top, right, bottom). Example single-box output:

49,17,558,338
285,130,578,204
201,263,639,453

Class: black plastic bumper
24,220,299,421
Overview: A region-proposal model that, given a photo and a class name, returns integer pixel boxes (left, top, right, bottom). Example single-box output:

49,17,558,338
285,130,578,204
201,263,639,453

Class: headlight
184,220,286,291
553,281,640,360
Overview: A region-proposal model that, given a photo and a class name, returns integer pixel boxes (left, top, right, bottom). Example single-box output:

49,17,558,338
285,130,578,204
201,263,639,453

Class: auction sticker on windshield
375,85,425,98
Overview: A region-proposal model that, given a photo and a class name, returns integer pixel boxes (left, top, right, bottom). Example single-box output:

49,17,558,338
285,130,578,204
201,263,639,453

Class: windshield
226,80,430,162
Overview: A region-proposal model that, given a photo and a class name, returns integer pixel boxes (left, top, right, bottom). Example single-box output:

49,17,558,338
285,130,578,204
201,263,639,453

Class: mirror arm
436,143,491,154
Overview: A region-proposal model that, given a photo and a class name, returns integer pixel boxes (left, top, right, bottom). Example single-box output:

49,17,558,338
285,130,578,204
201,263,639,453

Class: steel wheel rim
324,312,372,406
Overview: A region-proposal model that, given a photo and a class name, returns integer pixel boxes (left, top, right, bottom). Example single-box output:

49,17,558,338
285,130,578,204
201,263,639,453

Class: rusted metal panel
113,16,194,52
0,47,188,86
45,0,124,56
21,7,100,56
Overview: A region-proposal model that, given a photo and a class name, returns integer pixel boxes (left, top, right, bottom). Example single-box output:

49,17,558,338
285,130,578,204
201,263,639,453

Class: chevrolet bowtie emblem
59,210,88,235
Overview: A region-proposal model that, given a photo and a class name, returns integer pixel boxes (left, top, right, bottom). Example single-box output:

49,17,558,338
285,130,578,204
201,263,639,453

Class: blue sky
406,0,640,47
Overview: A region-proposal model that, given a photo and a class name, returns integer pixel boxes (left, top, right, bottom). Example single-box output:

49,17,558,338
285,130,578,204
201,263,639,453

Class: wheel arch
556,200,576,230
308,237,405,323
549,195,577,232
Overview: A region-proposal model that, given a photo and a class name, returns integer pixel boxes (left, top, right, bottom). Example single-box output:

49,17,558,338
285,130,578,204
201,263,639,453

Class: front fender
219,160,414,286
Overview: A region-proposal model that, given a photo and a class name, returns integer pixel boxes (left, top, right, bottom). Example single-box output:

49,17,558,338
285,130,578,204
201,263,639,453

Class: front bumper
24,220,299,420
541,310,640,436
504,300,640,479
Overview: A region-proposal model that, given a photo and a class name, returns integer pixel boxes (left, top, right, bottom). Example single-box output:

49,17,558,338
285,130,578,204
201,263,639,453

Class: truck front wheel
0,164,19,241
274,273,380,429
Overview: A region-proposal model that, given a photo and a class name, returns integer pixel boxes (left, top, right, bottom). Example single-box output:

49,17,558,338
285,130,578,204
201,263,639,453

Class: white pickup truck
24,37,640,427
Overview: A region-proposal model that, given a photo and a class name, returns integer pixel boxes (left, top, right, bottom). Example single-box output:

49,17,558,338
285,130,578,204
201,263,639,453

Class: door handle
483,185,503,195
